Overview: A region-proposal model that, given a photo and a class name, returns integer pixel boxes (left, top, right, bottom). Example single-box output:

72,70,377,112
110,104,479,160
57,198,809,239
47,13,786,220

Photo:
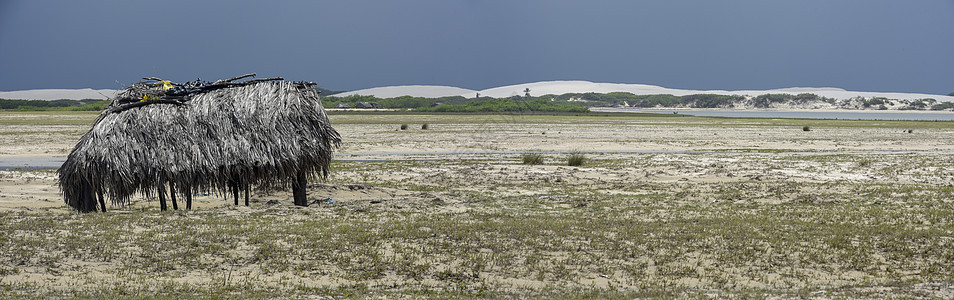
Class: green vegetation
551,92,834,108
551,91,674,107
862,97,887,108
521,153,545,165
566,152,586,166
417,98,588,113
680,93,745,108
626,94,682,107
400,123,408,130
421,123,429,130
322,94,471,110
901,98,936,110
323,91,949,112
930,102,954,111
546,92,748,108
0,98,110,111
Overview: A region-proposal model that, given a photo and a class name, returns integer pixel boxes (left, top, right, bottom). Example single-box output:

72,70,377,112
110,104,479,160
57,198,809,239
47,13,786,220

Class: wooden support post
231,181,239,206
96,190,107,213
158,185,168,211
293,171,307,206
170,183,178,210
185,187,193,210
244,184,250,206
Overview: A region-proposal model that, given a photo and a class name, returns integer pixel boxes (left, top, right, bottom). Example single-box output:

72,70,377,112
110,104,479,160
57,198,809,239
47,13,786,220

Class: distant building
335,103,351,109
355,102,376,109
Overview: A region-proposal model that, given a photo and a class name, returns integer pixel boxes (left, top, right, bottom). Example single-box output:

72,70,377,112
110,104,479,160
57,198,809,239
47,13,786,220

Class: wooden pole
96,190,106,213
158,185,168,211
231,181,239,206
185,186,193,210
293,171,307,206
244,184,250,206
170,183,178,210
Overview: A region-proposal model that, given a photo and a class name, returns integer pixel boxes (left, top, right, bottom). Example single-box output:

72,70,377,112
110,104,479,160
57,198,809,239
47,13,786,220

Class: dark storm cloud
0,0,952,94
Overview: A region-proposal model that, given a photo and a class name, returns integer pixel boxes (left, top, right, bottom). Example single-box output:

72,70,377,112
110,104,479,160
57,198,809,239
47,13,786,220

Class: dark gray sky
1,0,952,94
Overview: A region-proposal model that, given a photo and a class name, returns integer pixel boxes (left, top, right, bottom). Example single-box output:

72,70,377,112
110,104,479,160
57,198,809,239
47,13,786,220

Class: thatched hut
58,75,341,212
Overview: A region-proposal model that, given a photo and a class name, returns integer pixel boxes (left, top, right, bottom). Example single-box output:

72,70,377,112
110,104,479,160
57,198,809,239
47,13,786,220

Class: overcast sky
1,0,952,94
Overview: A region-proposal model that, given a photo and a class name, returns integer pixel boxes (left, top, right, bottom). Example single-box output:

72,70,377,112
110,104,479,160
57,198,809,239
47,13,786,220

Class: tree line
0,99,111,111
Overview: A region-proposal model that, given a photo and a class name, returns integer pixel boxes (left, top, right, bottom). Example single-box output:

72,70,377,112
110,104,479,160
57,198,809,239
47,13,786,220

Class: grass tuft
400,124,409,130
567,152,586,166
522,153,545,165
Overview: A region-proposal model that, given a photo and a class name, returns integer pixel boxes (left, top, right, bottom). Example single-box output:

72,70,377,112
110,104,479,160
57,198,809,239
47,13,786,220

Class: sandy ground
1,112,954,297
4,111,954,217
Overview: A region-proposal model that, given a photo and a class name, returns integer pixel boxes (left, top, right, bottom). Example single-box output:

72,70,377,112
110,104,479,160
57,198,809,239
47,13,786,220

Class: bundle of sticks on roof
58,73,341,212
107,73,284,114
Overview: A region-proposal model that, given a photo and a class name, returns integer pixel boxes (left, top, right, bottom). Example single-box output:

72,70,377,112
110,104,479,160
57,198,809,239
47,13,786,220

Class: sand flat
1,111,953,298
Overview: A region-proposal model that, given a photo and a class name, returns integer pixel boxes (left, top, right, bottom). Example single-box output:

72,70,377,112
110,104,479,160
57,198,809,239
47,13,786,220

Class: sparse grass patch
521,153,545,165
566,152,586,166
2,198,953,298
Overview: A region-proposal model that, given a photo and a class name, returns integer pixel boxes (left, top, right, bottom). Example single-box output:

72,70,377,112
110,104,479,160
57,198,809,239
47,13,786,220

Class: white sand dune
0,88,119,100
469,81,954,102
331,85,477,98
4,81,952,103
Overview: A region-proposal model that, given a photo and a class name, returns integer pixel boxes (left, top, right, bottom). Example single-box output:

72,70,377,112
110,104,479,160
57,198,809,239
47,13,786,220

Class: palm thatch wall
58,80,341,212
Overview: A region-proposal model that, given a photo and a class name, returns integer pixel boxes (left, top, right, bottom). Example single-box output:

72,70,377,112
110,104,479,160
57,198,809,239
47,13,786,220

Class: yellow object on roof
153,80,173,91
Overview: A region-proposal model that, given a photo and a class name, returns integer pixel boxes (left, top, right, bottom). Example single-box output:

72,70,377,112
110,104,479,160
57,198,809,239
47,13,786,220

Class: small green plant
522,153,544,165
907,129,914,133
802,126,811,131
400,124,409,130
567,152,586,166
857,159,873,168
421,123,429,130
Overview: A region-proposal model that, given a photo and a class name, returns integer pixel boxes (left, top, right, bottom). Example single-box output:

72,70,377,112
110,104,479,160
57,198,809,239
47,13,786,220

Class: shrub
930,102,954,111
862,97,888,108
421,123,429,130
682,94,744,108
400,124,408,130
567,153,586,166
752,94,793,108
522,153,544,165
417,98,588,113
802,126,811,131
630,94,681,107
904,100,928,110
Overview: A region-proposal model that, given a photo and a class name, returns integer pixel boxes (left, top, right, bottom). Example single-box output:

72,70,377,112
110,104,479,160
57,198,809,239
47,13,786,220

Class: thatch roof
58,79,341,212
